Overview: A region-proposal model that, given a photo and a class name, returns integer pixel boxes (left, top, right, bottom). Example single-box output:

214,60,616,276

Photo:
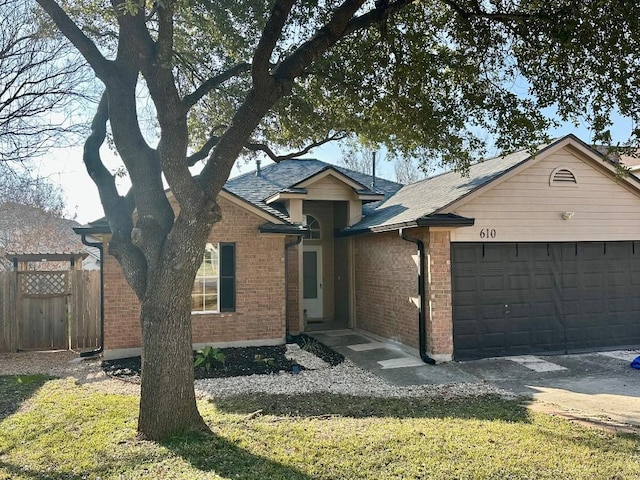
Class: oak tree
35,0,639,439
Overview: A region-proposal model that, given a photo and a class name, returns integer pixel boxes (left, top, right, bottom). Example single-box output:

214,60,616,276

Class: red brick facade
426,230,453,359
102,196,287,359
354,228,454,360
354,231,420,349
101,194,456,360
285,240,300,335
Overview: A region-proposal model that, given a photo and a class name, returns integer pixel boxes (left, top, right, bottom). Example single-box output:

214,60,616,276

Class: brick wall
354,231,419,348
102,196,286,357
353,228,454,360
426,230,453,359
286,240,300,335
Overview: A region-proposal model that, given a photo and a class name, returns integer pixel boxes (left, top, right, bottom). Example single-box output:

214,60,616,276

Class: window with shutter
191,242,236,313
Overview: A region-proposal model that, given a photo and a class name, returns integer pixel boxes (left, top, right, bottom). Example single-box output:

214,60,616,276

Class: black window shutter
219,243,236,311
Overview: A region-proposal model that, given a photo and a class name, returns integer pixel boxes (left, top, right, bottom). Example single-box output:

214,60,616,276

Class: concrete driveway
456,350,640,432
312,330,640,432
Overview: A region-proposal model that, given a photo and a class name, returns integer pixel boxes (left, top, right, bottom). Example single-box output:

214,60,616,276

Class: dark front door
451,242,640,360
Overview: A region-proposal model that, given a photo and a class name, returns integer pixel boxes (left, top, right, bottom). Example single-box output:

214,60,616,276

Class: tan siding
304,176,358,201
451,148,640,242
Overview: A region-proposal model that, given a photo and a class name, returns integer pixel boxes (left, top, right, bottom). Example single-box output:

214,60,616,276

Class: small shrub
253,353,275,366
299,337,323,356
194,346,226,372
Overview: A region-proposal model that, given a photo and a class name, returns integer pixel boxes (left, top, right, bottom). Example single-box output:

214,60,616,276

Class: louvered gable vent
550,167,577,186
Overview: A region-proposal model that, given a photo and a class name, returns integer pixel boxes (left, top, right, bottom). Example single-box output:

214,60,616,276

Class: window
191,243,235,313
304,215,321,239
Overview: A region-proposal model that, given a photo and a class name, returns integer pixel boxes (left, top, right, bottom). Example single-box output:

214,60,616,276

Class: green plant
253,354,275,366
194,346,225,372
299,337,322,356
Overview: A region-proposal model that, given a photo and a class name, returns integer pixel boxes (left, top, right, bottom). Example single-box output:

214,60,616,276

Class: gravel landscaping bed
195,344,510,400
0,339,511,400
102,334,345,380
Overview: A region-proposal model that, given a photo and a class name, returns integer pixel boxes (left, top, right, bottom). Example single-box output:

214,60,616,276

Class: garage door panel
452,241,640,360
480,275,506,292
508,275,530,290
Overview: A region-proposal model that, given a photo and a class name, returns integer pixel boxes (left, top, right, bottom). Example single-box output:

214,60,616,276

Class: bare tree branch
0,0,91,160
83,91,147,296
187,135,220,167
275,0,367,81
252,0,295,85
245,133,348,162
35,0,113,80
182,63,251,109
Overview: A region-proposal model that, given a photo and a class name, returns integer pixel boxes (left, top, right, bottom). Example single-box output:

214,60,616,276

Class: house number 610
479,228,496,239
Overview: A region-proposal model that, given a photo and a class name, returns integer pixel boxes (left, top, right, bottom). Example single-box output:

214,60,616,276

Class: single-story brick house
76,134,640,361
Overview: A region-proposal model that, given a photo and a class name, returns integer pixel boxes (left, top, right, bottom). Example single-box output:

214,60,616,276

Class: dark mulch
102,333,344,380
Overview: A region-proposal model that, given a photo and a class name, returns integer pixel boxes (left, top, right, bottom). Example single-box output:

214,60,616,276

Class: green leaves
194,346,226,372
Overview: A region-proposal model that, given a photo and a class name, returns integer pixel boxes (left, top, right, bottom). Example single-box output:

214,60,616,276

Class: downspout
78,235,104,357
400,228,436,365
285,235,304,342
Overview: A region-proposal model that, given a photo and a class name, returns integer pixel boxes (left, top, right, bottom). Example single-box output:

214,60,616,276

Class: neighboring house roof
224,159,402,222
0,203,84,270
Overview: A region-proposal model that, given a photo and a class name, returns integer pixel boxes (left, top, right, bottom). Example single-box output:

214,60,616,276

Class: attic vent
550,167,577,186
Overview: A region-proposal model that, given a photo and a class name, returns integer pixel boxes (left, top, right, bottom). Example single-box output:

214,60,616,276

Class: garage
452,241,640,360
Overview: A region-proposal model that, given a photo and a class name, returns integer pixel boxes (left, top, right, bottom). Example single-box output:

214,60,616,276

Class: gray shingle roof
343,149,533,234
224,159,402,223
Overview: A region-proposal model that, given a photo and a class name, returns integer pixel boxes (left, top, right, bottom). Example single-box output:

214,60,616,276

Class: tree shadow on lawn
0,460,94,480
0,374,50,421
0,433,313,480
210,392,531,423
162,431,315,480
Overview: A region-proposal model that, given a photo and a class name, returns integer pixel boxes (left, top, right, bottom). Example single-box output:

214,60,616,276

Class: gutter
400,228,436,365
284,235,304,342
78,234,105,358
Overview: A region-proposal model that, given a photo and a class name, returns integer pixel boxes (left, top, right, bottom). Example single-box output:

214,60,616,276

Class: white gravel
194,344,513,401
1,346,513,400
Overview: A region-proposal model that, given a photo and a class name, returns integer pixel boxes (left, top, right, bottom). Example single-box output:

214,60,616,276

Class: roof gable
224,159,402,223
343,134,640,235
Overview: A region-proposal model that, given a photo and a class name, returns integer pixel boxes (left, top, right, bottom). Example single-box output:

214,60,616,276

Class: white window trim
191,243,220,314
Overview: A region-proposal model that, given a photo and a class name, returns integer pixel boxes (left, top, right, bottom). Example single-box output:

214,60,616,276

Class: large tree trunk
137,268,209,440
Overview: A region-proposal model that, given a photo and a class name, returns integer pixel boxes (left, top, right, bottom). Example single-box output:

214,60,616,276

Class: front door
303,245,323,319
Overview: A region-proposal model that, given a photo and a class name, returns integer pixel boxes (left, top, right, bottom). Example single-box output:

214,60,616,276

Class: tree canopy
35,0,640,440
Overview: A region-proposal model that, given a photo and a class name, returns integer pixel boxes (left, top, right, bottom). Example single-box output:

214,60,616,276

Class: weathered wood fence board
70,270,100,350
0,274,16,353
0,271,100,353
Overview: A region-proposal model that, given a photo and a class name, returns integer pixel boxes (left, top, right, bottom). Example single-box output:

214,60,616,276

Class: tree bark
135,212,215,440
137,269,209,439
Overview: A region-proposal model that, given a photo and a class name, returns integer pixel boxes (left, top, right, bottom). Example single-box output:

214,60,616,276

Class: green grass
0,377,639,479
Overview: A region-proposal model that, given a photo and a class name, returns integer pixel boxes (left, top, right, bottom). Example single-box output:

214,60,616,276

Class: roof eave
336,215,475,237
258,223,311,237
73,225,112,235
264,191,308,204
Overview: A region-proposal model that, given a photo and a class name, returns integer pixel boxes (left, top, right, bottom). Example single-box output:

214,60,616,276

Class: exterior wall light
561,211,575,220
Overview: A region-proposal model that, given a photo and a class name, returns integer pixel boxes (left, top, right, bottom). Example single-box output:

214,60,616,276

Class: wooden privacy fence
0,270,100,353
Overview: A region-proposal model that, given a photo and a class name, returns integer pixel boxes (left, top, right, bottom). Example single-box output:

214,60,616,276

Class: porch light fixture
561,211,575,220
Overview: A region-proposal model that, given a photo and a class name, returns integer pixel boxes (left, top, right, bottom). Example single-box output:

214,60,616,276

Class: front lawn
0,377,639,479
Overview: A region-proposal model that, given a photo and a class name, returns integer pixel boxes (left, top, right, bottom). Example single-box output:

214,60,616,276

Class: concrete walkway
310,330,640,432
